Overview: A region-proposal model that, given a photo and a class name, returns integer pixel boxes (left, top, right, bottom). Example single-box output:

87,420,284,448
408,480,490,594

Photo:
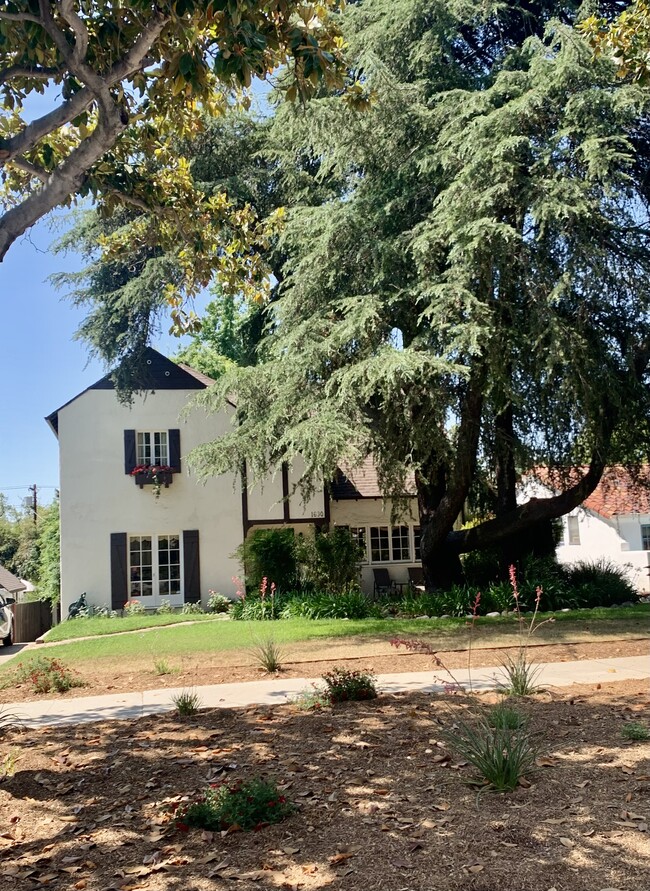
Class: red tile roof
534,466,650,519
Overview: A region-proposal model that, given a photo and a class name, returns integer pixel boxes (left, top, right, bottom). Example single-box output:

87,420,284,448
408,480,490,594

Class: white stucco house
531,468,650,593
47,348,423,614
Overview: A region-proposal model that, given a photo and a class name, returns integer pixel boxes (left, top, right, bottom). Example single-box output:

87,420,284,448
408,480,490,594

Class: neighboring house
0,564,26,599
530,467,650,593
48,349,423,614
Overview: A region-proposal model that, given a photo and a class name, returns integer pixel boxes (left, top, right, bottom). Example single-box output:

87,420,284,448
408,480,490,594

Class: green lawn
4,605,647,672
44,611,223,642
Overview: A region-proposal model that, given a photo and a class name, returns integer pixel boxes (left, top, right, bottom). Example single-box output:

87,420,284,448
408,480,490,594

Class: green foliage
621,721,650,741
156,600,174,615
230,591,285,621
0,706,21,737
207,592,231,613
181,602,204,615
488,702,528,731
296,527,364,594
566,559,638,608
174,777,294,832
292,686,332,711
249,635,284,673
444,716,537,792
124,600,145,616
172,690,202,717
581,1,650,83
36,502,60,605
15,656,84,694
153,659,178,677
281,589,381,620
238,528,298,594
322,667,377,704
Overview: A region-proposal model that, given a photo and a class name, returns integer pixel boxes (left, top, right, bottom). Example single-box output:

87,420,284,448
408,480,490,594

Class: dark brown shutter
110,533,128,610
169,428,181,472
183,530,200,603
124,430,136,474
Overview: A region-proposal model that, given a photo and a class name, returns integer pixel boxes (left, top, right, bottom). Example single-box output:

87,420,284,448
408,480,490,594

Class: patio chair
408,566,426,593
373,568,396,598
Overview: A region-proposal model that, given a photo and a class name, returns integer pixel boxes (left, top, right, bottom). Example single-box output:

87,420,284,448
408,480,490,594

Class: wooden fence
11,601,52,643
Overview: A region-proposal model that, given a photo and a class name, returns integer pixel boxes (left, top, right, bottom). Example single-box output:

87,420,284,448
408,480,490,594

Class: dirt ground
1,679,648,891
0,635,648,703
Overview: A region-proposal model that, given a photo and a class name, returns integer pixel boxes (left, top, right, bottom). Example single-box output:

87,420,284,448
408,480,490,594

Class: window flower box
131,465,175,491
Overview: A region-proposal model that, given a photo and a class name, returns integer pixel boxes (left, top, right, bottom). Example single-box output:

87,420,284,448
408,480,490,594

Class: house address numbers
311,510,325,518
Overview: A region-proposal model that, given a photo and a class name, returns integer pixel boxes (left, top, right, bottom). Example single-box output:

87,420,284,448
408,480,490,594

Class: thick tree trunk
416,366,485,589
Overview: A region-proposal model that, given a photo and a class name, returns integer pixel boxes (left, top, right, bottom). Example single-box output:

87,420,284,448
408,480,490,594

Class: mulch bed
1,680,648,891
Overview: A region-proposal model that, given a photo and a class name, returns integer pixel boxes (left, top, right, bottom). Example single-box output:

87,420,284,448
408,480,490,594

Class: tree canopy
0,0,347,315
581,1,650,83
188,0,650,586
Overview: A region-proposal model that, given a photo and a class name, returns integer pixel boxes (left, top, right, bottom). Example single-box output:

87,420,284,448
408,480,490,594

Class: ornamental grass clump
322,667,377,703
444,715,537,792
497,566,552,696
172,689,202,717
249,634,284,673
174,777,294,832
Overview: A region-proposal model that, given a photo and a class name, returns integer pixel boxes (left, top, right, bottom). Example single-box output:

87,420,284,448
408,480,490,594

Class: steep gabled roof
46,348,217,437
532,466,650,519
0,564,26,595
331,456,416,500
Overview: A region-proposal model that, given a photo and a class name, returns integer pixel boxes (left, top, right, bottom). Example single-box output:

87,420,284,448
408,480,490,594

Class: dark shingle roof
0,564,25,595
331,457,416,500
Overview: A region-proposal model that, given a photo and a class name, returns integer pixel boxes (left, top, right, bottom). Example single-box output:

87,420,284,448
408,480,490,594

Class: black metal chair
408,566,426,592
373,568,396,598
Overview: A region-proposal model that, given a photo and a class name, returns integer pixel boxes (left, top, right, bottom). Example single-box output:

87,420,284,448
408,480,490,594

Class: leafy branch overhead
0,1,350,310
580,0,650,83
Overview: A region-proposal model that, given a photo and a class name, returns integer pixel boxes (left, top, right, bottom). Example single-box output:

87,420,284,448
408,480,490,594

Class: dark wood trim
281,462,291,522
323,487,331,525
241,461,250,536
247,518,319,527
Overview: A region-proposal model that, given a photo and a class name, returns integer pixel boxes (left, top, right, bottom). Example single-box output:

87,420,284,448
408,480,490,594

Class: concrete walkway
2,655,648,729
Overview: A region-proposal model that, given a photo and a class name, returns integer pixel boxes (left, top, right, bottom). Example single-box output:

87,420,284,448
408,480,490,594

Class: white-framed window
642,524,650,550
391,525,411,561
136,431,168,466
413,526,421,561
129,533,181,602
350,527,368,563
370,526,390,563
567,515,581,546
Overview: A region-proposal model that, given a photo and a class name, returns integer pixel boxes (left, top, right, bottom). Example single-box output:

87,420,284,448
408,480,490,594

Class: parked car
0,593,15,646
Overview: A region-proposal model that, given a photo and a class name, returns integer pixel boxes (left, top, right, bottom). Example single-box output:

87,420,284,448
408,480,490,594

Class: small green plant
444,716,537,792
498,651,542,697
181,601,204,615
124,599,145,615
488,701,528,730
173,777,294,832
156,600,174,614
154,659,178,677
292,686,331,711
322,667,377,703
93,604,119,618
0,706,21,736
0,750,20,781
621,721,650,741
15,656,84,694
249,635,284,673
207,591,231,613
172,689,202,717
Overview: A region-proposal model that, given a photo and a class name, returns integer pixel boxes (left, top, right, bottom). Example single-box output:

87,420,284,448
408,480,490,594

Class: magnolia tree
0,0,345,316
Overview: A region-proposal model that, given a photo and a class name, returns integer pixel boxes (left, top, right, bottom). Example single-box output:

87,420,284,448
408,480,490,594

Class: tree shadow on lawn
1,685,648,891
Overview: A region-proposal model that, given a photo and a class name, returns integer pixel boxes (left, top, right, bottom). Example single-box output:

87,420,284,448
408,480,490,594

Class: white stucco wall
57,388,244,611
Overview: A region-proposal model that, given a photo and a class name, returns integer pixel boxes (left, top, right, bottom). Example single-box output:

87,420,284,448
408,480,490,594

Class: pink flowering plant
172,777,294,832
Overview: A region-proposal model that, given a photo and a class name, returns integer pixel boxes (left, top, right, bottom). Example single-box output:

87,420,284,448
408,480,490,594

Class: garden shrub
565,559,637,607
156,600,174,614
230,588,287,620
124,599,145,615
181,602,204,614
174,777,294,831
238,528,298,593
15,656,84,694
444,715,537,792
322,667,377,703
207,591,231,613
296,527,363,593
281,588,381,620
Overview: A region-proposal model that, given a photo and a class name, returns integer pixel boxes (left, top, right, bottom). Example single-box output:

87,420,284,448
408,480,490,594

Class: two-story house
47,348,423,614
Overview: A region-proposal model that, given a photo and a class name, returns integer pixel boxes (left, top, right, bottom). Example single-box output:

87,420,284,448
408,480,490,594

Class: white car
0,593,14,646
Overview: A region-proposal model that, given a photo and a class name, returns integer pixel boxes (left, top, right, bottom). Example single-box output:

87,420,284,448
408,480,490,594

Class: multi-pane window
642,524,650,550
129,534,181,601
370,526,390,563
567,516,581,546
413,526,421,561
129,536,153,597
391,525,411,561
158,535,181,597
350,527,368,563
136,431,168,466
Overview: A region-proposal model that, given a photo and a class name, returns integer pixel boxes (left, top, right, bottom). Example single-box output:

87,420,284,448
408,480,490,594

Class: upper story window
642,524,650,550
567,515,581,546
137,431,168,466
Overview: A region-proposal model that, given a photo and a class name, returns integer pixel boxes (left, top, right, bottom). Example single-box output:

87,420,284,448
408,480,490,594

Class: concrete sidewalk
2,654,648,729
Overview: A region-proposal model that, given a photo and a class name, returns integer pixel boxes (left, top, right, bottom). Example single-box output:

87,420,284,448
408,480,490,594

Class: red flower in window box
131,464,175,494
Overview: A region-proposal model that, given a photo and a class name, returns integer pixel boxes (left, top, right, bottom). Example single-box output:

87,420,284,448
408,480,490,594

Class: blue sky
0,215,193,511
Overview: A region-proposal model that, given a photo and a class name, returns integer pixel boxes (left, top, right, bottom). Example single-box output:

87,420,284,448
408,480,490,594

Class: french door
128,534,183,606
